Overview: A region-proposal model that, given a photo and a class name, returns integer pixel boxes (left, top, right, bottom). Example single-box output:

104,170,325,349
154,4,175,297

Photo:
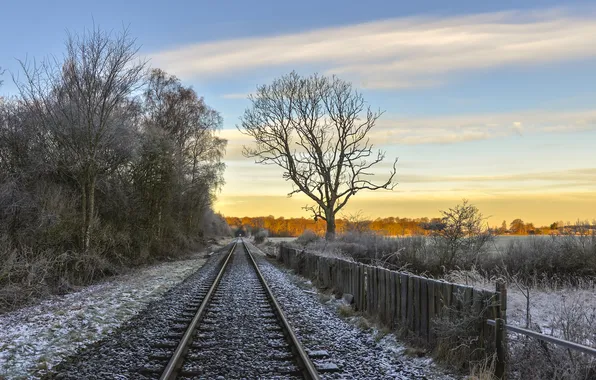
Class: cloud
371,108,596,145
396,168,596,184
149,8,596,89
221,92,251,99
512,121,523,135
218,129,251,160
219,107,596,158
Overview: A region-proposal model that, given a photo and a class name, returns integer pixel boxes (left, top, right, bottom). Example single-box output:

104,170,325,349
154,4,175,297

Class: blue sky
1,0,596,225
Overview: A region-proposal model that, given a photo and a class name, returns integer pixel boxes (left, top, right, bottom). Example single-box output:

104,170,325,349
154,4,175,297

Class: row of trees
227,214,593,238
493,219,596,235
0,28,228,293
225,215,431,237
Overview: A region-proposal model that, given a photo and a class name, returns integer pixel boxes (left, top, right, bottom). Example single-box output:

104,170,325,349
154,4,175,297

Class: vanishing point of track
149,238,320,379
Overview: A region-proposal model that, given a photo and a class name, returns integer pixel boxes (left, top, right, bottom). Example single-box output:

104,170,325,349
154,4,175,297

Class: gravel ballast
179,242,301,379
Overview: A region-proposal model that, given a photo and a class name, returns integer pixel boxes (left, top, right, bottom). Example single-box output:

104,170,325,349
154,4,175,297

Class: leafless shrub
443,265,489,286
428,199,494,271
432,290,494,370
344,210,372,234
253,228,269,244
294,229,321,247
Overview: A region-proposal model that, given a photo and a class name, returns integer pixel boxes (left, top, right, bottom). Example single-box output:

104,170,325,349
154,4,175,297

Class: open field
272,235,563,252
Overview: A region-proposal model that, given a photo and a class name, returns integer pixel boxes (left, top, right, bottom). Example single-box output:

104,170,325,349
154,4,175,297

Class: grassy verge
0,235,227,313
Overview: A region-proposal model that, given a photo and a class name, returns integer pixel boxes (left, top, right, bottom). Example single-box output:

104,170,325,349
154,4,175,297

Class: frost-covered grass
267,237,297,243
445,268,596,333
0,254,207,379
506,286,596,331
442,271,596,379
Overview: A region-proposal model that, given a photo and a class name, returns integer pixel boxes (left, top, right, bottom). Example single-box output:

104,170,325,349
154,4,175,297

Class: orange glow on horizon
214,192,596,227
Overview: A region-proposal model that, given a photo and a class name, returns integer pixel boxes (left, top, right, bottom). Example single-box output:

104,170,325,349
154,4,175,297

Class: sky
1,0,595,226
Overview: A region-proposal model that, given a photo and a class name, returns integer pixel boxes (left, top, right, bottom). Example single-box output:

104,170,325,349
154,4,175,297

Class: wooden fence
278,245,504,347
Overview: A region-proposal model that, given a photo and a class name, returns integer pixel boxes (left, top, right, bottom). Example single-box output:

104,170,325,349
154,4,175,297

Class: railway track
140,239,322,379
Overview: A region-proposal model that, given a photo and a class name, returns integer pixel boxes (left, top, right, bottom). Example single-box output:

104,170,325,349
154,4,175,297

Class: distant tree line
226,215,596,238
491,219,596,236
0,27,229,307
226,215,436,237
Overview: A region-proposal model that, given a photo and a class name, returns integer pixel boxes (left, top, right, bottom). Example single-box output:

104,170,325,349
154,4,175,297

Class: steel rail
160,240,238,380
242,239,321,380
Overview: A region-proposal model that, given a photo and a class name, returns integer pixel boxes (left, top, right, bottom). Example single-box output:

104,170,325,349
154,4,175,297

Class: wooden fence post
496,281,508,322
495,318,506,379
400,273,408,324
495,281,508,379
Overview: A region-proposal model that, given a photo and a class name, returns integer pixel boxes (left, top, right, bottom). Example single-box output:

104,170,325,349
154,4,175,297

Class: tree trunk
83,174,96,251
325,210,336,241
81,180,87,250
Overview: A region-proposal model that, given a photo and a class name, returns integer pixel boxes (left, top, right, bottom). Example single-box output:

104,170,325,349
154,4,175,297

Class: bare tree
345,210,371,234
17,27,146,251
239,72,397,240
136,69,226,244
430,199,493,269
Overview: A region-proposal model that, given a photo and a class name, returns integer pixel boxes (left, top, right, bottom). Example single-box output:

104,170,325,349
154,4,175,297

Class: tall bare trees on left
134,69,226,250
0,27,229,307
17,28,147,251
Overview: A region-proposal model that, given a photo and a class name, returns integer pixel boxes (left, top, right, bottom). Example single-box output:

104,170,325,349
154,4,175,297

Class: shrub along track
140,238,323,379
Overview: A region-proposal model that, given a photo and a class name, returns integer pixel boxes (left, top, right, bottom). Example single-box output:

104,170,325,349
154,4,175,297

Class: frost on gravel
245,241,458,379
0,255,207,378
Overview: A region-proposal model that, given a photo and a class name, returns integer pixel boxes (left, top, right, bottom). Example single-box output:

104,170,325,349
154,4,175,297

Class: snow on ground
267,237,297,243
0,254,208,378
448,271,596,346
446,274,596,341
504,287,595,330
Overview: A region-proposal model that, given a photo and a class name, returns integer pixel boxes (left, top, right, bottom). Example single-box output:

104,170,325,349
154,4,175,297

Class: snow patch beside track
0,255,207,378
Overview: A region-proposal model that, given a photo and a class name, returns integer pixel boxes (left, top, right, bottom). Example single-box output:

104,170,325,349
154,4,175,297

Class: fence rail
488,318,596,357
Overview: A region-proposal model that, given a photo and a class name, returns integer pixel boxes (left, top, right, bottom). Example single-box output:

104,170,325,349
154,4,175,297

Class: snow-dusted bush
200,209,232,237
294,229,321,246
298,231,445,274
253,228,269,244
